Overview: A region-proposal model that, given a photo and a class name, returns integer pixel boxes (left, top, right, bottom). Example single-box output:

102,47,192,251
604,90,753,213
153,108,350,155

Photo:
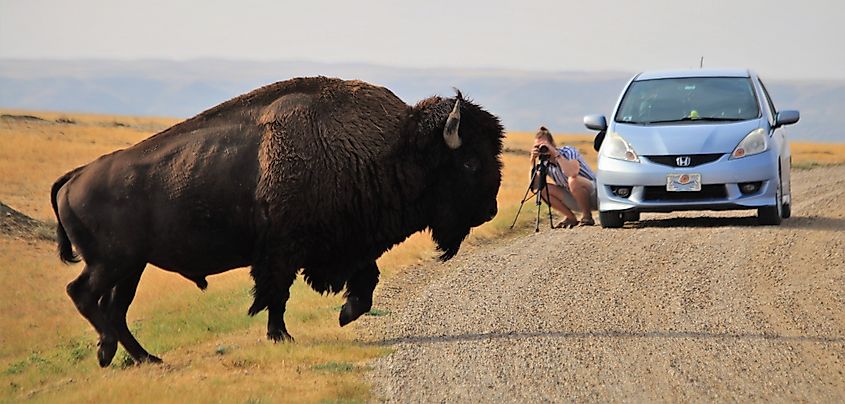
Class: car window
757,78,777,123
615,77,760,125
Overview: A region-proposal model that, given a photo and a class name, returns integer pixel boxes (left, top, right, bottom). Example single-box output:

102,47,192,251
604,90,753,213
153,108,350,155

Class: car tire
600,210,624,228
622,211,640,222
781,172,792,219
758,177,783,226
758,205,781,225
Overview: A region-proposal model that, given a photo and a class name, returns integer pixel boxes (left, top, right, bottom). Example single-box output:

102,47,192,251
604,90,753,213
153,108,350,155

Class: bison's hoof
267,330,295,343
97,338,118,368
138,354,163,364
339,297,371,327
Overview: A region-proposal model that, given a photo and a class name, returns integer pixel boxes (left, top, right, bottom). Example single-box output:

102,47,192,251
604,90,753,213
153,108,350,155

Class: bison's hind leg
100,265,162,365
67,262,123,367
340,261,380,327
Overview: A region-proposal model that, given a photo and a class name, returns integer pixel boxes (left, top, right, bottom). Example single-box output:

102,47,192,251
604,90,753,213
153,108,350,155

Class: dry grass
790,142,845,169
0,110,177,221
1,110,840,402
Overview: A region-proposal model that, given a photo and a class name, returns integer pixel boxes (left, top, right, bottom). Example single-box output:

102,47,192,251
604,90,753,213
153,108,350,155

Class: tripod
510,158,554,232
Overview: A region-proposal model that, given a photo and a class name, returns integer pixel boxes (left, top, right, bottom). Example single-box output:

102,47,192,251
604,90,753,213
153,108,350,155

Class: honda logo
676,156,692,167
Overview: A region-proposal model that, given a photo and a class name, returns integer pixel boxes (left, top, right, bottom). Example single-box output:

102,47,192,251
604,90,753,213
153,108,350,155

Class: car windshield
614,77,760,125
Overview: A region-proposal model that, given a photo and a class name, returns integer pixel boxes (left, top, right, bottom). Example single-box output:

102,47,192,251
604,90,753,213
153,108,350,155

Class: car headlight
602,132,640,162
730,128,768,159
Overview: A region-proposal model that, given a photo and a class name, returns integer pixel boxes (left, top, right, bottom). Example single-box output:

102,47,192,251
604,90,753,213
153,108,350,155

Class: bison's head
413,91,504,260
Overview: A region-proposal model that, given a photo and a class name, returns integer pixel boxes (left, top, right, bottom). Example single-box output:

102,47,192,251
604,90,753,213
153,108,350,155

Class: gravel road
359,165,845,402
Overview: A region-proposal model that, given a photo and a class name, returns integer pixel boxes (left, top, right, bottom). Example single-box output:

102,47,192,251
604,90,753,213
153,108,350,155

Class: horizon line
3,57,842,82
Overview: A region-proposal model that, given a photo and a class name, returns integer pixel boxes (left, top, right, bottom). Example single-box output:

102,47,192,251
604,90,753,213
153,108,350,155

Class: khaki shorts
558,179,598,212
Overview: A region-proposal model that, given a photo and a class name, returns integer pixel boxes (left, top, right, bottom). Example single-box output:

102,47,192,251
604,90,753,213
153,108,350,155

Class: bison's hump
256,78,406,126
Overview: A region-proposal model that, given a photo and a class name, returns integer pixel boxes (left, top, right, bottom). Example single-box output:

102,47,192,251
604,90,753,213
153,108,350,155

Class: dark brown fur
51,77,504,367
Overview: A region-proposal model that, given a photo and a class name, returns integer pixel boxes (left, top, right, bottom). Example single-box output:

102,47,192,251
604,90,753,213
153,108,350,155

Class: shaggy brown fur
51,77,504,367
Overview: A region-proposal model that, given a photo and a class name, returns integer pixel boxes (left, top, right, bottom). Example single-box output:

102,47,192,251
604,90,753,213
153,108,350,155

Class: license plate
666,173,701,192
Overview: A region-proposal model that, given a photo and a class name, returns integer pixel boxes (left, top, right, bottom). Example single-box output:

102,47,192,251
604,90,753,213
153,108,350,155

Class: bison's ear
443,98,462,149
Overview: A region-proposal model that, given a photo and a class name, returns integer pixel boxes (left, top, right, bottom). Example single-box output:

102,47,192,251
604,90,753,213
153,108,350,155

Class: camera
537,144,551,161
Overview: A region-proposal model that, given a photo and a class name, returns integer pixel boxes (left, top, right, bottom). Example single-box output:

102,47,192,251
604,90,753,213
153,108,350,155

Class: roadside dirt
360,165,845,402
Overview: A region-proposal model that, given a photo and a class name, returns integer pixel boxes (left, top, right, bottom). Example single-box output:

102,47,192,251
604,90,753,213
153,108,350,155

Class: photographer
530,126,597,228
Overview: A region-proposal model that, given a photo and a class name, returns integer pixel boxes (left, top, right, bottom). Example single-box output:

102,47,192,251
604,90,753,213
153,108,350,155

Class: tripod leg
510,165,542,229
534,164,548,232
544,183,554,228
510,184,534,229
535,194,541,232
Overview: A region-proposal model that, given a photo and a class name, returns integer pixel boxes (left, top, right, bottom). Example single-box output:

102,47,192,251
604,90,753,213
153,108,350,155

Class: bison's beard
431,225,470,261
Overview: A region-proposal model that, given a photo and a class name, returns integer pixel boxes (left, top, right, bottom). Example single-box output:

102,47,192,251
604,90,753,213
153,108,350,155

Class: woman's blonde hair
535,126,555,145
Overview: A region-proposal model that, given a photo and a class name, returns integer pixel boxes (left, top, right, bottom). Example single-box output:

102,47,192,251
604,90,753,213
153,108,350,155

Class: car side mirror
775,110,800,128
584,114,607,131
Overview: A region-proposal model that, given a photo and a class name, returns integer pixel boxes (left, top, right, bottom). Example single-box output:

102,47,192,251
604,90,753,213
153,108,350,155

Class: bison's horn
443,98,462,149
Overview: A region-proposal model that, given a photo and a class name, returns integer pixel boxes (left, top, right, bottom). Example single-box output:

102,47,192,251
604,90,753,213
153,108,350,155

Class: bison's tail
51,168,83,264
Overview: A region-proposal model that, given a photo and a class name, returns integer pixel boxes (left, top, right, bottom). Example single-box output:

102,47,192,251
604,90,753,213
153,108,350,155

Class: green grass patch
2,351,62,378
64,338,93,364
132,286,259,354
320,399,365,404
365,308,390,317
111,351,136,369
3,359,27,375
312,361,355,373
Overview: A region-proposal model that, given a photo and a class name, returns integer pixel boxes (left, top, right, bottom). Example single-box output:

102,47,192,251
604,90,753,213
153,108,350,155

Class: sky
1,0,843,80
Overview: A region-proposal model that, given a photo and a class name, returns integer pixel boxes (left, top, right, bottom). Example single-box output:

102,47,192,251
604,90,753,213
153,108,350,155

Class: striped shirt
547,146,595,189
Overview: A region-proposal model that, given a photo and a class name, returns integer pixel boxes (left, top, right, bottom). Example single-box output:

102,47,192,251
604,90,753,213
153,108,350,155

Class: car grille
643,185,727,201
645,154,724,167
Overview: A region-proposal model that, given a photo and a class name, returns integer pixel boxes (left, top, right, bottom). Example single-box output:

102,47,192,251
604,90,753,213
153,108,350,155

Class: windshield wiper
645,116,748,124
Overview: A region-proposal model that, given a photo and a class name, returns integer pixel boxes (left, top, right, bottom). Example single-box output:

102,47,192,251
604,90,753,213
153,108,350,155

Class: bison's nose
487,204,498,220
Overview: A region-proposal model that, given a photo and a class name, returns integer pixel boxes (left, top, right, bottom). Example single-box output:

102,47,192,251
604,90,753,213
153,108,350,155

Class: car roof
634,69,752,81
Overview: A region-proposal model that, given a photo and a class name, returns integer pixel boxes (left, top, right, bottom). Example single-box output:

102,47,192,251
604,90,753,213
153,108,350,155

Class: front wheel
781,202,791,219
599,210,624,228
758,177,783,225
758,205,782,225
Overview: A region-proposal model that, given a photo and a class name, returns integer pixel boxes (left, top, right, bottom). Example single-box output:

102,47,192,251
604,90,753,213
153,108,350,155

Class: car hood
611,119,763,155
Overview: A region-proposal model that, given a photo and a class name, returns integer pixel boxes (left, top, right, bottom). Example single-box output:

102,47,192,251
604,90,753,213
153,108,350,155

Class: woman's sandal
578,218,596,227
555,218,580,229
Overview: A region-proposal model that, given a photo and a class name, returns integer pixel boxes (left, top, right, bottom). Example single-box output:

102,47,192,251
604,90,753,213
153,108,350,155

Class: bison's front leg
262,269,297,342
266,286,294,343
249,256,296,342
340,261,380,326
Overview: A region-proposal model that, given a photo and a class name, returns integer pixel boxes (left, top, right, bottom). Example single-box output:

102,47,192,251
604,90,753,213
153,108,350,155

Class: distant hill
1,59,842,142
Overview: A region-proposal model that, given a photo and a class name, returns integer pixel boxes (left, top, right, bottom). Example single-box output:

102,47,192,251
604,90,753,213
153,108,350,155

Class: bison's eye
463,158,479,173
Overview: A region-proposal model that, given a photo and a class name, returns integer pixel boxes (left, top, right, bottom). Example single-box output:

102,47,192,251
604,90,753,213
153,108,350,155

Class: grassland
1,109,843,403
790,142,845,170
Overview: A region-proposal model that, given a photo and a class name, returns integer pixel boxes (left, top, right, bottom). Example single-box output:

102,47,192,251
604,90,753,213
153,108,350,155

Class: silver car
584,69,800,228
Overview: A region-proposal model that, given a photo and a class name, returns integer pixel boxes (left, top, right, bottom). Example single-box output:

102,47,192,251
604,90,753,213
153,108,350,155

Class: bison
51,76,504,367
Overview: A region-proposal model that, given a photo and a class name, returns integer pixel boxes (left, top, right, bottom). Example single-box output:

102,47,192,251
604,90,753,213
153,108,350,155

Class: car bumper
597,151,778,213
